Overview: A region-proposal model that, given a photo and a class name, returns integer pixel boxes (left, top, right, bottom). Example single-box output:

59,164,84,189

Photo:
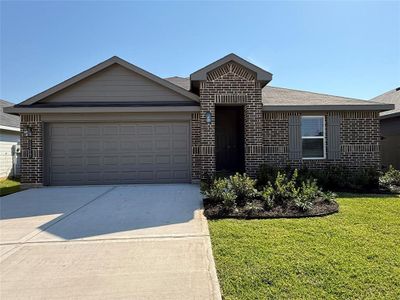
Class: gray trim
190,53,273,82
288,115,302,159
40,112,193,122
18,56,199,106
380,111,400,119
19,101,199,108
4,106,200,114
326,114,341,160
263,104,394,112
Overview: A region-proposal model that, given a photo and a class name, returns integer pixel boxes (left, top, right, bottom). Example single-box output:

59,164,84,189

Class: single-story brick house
4,54,394,186
372,87,400,169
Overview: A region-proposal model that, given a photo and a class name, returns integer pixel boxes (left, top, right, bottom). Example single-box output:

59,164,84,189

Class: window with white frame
301,116,325,159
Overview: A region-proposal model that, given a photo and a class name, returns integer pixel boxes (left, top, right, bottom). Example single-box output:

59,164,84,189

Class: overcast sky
1,1,399,103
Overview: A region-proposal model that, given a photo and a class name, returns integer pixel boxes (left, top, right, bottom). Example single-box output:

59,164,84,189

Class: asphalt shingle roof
0,99,20,128
165,76,380,107
371,88,400,117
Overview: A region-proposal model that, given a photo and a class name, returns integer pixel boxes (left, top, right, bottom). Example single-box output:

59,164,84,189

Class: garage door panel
86,141,102,152
174,170,190,180
67,126,83,136
120,141,137,151
137,140,154,151
156,155,171,164
136,125,153,135
102,125,119,135
47,122,190,185
103,141,119,152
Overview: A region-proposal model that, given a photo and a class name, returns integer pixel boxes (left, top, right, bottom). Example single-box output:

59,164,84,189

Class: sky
1,1,399,104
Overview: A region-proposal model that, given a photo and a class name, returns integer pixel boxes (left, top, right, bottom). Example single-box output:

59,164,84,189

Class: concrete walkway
0,184,221,299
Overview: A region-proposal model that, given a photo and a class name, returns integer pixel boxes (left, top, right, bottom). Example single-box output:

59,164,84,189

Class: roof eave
380,111,400,119
0,124,20,132
3,105,200,114
262,103,395,112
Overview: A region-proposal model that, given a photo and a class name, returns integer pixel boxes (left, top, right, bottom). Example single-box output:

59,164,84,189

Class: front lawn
0,179,21,196
208,194,400,299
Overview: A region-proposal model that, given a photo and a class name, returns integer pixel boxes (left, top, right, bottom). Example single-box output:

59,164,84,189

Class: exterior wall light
205,111,212,124
24,126,32,137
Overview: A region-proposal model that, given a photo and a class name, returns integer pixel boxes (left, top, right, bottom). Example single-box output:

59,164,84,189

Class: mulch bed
203,198,339,219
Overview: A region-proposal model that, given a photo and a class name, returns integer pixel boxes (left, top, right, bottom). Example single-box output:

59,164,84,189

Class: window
301,116,325,159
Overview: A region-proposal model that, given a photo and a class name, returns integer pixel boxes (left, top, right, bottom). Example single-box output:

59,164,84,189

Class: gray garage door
46,122,191,185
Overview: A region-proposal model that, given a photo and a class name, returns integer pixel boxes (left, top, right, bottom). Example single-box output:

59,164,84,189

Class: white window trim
301,115,326,160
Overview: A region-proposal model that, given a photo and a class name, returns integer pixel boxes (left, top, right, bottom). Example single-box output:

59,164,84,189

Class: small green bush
271,170,300,207
256,164,280,187
202,177,237,206
379,165,400,193
200,172,216,194
229,173,258,206
293,180,319,211
260,185,275,210
203,169,337,213
260,164,381,193
321,191,338,203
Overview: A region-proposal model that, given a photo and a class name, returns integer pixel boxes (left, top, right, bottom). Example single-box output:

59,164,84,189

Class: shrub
293,180,319,211
256,164,280,187
260,185,275,210
379,165,400,193
200,172,215,194
283,165,380,192
244,202,264,216
202,177,237,207
229,173,258,206
320,191,337,203
348,167,380,192
271,170,300,207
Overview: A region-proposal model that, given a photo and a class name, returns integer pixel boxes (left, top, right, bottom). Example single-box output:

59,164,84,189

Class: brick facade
191,112,201,181
20,114,44,185
17,64,382,185
263,111,380,170
198,61,264,177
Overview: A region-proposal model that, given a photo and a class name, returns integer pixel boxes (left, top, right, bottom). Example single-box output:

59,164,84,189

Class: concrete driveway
0,184,221,299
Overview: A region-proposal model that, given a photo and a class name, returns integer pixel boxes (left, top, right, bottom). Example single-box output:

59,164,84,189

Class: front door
215,106,245,173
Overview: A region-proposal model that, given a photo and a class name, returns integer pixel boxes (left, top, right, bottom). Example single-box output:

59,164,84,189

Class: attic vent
396,87,400,91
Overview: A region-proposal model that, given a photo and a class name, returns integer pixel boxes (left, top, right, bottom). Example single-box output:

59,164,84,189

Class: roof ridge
266,85,368,102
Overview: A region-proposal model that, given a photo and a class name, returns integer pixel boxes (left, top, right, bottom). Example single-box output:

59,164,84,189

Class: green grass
0,179,21,196
208,194,400,299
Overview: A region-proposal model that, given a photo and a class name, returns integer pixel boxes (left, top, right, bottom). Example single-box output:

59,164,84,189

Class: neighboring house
372,88,400,169
0,99,20,178
4,54,393,186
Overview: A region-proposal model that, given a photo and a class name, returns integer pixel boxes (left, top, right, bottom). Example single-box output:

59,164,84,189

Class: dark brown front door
215,106,245,173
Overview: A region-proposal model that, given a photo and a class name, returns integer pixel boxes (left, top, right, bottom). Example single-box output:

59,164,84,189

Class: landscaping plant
229,173,258,206
379,165,400,193
202,169,338,218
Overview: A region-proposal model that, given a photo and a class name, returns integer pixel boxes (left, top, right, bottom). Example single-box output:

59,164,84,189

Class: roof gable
190,53,272,84
19,56,199,106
